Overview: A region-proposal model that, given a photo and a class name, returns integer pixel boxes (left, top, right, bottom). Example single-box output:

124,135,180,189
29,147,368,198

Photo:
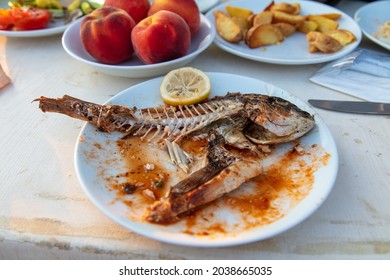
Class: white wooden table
1,1,389,259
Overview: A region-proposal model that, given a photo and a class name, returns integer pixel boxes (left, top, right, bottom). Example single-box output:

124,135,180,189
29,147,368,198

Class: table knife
308,99,390,115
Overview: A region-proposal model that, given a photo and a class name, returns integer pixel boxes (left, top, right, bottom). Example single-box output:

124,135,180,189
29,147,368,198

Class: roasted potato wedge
308,44,319,53
246,23,284,48
306,31,342,53
270,2,301,15
325,29,356,46
252,11,273,26
272,11,306,26
231,16,250,31
214,11,243,43
274,22,296,37
316,13,342,20
307,15,338,32
297,20,319,33
263,0,276,12
225,5,253,19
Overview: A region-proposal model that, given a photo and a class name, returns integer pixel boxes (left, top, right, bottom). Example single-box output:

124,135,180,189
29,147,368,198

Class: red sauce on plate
97,136,329,236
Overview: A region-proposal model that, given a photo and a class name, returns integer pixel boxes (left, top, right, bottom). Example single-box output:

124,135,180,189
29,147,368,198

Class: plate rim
74,72,339,247
354,0,390,52
205,0,362,65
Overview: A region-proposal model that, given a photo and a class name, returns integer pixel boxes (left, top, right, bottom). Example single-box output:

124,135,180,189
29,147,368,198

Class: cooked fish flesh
146,131,263,224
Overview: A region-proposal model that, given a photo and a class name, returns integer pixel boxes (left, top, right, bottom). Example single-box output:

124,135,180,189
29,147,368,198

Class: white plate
0,18,70,38
206,0,362,65
74,73,338,247
354,0,390,51
196,0,219,13
62,14,215,78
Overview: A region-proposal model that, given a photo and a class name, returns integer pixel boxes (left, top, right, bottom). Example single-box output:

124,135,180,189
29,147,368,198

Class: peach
104,0,150,23
131,10,191,64
148,0,200,36
80,6,136,64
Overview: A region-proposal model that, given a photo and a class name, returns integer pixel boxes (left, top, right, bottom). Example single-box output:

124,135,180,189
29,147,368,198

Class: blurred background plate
62,14,215,78
354,0,390,51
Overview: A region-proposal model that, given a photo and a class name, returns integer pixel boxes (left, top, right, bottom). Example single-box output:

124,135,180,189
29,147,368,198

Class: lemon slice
160,67,211,106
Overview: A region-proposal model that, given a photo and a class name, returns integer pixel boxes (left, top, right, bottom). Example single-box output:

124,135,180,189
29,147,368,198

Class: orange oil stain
100,136,330,236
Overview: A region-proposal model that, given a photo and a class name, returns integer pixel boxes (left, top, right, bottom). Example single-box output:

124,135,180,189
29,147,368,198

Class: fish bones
35,92,315,147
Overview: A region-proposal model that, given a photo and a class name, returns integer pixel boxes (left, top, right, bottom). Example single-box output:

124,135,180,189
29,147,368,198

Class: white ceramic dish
0,18,70,38
206,0,362,65
74,72,338,247
196,0,219,13
62,14,215,78
354,0,390,51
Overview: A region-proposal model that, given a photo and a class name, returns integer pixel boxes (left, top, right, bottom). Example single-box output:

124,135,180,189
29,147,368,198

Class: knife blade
308,99,390,115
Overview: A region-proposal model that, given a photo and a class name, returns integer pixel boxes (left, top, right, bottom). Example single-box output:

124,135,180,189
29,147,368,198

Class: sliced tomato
0,9,14,30
10,8,51,31
0,8,51,31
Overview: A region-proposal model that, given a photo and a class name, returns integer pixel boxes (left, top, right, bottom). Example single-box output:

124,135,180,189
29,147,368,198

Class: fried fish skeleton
35,92,314,146
34,92,315,223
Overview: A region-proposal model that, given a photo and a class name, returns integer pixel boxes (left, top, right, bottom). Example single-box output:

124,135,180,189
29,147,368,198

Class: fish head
243,94,315,144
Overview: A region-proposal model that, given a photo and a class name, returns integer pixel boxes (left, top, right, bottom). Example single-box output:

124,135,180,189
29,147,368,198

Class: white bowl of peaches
62,0,215,78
